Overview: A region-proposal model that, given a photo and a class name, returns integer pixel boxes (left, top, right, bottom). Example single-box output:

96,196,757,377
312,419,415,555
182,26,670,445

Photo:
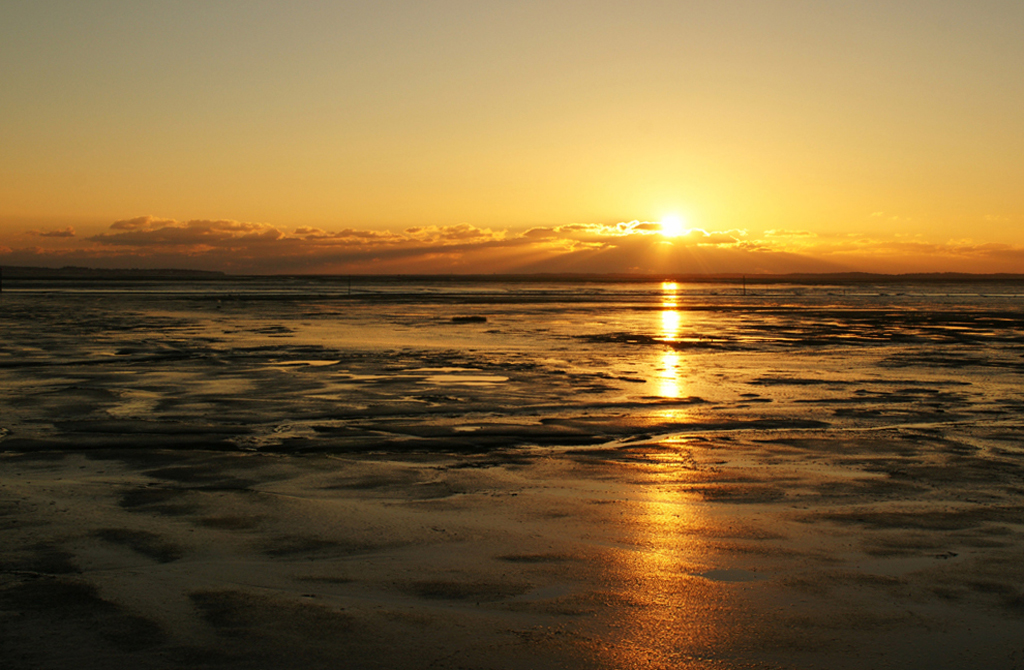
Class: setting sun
660,215,685,238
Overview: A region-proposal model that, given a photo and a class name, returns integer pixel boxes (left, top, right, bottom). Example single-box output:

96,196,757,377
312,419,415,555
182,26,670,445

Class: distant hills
0,266,226,280
451,272,1024,284
2,265,1024,284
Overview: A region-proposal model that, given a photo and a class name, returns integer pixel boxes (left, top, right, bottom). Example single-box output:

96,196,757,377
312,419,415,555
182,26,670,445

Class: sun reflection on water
596,440,737,669
661,281,678,303
590,283,741,666
658,350,683,399
658,282,686,404
660,310,680,342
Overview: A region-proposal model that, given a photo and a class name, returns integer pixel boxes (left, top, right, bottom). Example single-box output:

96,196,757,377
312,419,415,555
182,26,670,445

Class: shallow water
3,278,1024,454
2,277,1024,668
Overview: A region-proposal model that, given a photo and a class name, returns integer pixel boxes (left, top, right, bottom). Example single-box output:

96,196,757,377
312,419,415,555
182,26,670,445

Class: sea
3,275,1023,455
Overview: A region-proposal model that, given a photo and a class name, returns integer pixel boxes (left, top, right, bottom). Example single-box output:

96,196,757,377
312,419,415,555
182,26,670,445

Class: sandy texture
4,436,1024,669
2,283,1024,668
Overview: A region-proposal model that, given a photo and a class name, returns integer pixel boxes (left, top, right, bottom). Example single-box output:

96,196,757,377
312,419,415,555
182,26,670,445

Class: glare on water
658,281,686,402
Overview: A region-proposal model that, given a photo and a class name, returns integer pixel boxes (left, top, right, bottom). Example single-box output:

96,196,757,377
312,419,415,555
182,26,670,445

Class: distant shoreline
3,264,1024,285
0,266,227,280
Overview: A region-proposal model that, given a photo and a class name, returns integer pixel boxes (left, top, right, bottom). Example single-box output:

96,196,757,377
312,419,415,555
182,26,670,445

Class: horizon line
5,265,1024,284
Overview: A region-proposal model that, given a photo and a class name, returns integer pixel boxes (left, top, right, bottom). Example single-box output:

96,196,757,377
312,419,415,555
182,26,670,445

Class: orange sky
2,2,1022,274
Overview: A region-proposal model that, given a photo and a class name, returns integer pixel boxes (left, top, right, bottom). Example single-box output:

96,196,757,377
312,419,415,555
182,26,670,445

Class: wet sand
2,283,1024,668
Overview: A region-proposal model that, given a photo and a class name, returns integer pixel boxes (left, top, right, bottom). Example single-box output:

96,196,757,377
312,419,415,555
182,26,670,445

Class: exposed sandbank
3,285,1024,668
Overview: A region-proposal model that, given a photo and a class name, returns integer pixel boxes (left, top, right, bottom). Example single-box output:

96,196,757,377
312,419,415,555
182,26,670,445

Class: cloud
92,218,286,248
28,227,76,238
672,228,746,246
764,229,815,238
110,216,177,231
5,215,1024,275
404,224,502,243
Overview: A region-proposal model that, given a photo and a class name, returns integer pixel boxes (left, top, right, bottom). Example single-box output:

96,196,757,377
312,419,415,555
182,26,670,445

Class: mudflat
2,280,1024,668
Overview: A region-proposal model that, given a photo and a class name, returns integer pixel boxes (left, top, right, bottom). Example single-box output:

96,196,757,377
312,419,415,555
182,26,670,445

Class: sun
660,214,685,237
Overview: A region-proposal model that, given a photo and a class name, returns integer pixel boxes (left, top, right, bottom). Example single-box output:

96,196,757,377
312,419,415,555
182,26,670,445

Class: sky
2,1,1022,275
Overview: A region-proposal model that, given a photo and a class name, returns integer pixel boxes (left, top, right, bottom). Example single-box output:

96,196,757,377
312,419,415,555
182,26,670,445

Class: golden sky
2,1,1022,274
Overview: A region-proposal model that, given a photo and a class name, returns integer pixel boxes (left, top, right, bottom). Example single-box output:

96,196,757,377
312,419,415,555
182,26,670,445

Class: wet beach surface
2,280,1024,668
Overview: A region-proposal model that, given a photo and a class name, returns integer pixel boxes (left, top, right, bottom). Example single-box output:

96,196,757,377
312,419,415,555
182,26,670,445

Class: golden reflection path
592,441,743,669
657,282,684,406
593,282,742,668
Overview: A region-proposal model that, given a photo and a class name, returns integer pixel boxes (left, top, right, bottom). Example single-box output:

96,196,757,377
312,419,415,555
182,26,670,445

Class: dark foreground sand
3,434,1024,670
